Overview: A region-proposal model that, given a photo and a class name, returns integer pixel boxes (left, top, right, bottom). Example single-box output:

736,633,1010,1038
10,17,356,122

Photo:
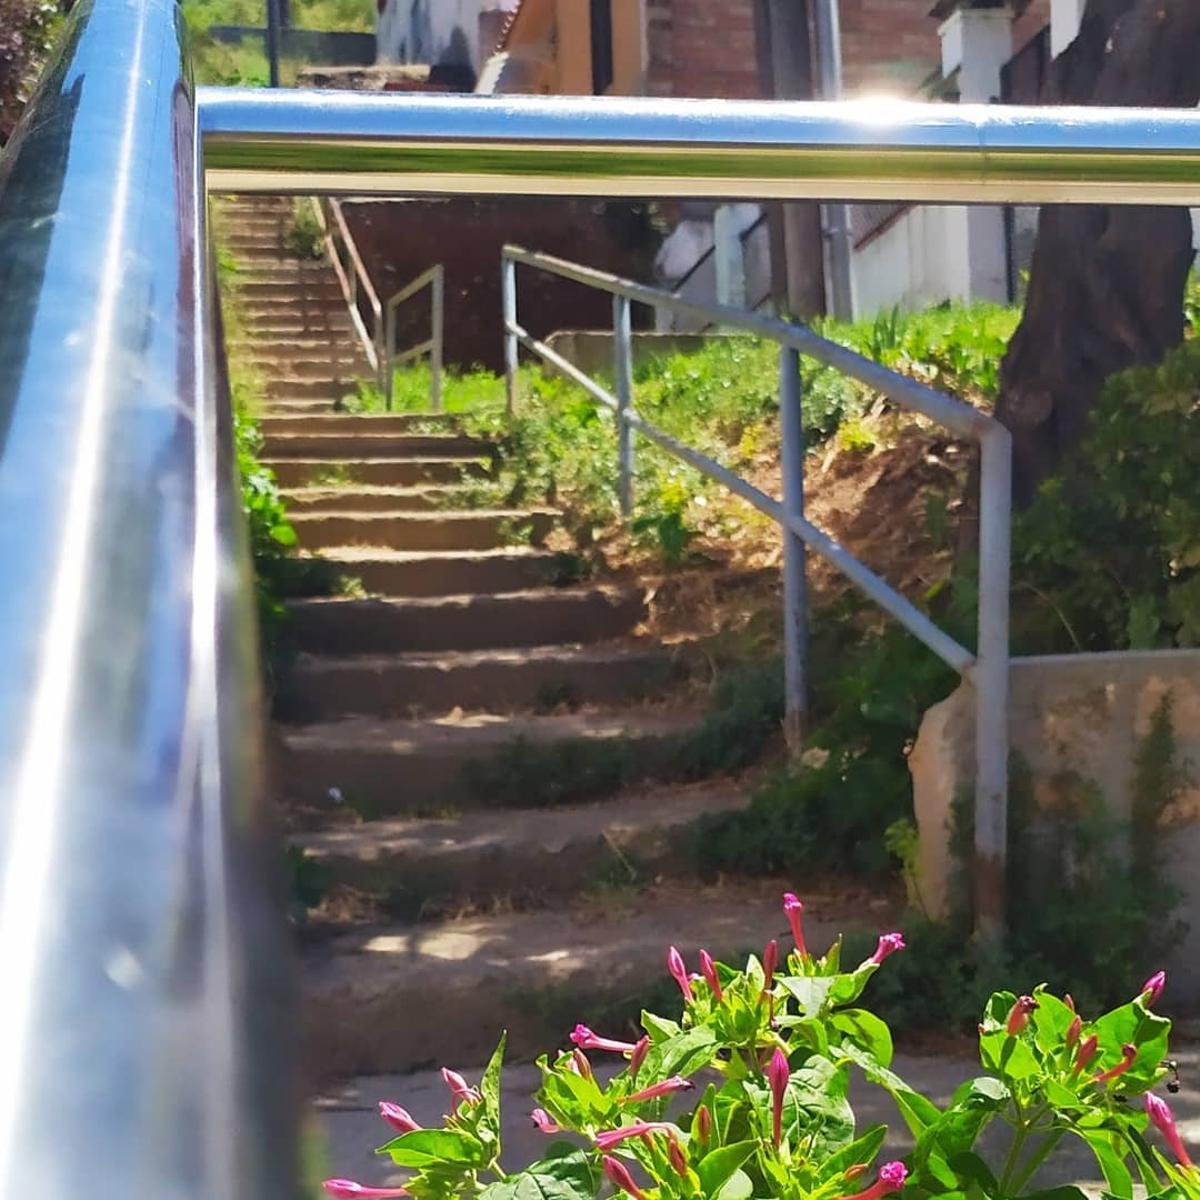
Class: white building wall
378,0,515,69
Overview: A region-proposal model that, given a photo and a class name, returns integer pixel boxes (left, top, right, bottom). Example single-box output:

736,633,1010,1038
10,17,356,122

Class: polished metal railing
3,0,1200,1189
311,197,445,410
500,244,1008,793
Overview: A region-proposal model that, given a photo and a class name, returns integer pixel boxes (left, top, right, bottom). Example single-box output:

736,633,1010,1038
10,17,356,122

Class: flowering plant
325,895,1194,1200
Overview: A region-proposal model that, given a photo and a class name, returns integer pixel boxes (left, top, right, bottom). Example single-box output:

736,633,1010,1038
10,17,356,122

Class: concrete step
290,780,747,912
290,509,556,552
236,263,337,281
299,548,565,597
285,585,647,653
230,339,365,360
263,458,488,488
299,880,892,1078
283,485,462,515
261,432,493,460
276,641,683,720
252,360,366,383
265,378,357,401
237,280,344,299
261,414,456,437
278,706,698,816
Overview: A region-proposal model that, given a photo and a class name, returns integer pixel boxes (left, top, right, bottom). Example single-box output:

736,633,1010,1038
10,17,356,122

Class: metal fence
501,243,1009,852
2,0,1200,1191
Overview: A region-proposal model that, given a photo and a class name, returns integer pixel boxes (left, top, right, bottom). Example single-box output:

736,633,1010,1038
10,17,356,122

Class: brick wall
646,0,1051,103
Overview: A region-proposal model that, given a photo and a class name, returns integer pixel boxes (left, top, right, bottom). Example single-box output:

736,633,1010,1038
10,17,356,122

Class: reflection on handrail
0,0,294,1194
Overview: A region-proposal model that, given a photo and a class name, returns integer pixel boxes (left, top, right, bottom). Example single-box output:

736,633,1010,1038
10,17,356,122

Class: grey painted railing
500,243,1009,881
3,0,1200,1188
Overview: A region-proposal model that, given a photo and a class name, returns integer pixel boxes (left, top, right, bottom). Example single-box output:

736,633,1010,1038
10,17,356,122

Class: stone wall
910,650,1200,1007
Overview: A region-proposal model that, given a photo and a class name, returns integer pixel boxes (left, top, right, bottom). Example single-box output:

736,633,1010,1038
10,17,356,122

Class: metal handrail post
779,346,809,751
613,294,635,517
385,304,396,410
973,426,1013,943
502,255,518,415
431,264,445,413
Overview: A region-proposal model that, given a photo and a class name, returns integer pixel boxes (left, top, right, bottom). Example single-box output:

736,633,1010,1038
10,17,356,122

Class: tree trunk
996,0,1200,503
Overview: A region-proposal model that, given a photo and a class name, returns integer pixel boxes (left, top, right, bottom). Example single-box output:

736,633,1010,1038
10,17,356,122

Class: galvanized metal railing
501,243,1009,802
311,197,445,408
3,0,1200,1189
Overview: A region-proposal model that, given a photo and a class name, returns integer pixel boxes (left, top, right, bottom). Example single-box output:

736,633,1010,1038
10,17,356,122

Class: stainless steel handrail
0,0,293,1195
198,88,1200,204
501,245,1009,939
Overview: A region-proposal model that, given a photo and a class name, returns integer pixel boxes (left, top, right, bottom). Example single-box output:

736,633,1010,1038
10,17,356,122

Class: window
590,0,614,94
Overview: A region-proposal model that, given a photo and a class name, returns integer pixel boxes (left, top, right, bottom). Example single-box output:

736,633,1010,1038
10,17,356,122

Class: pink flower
768,1048,789,1148
571,1024,637,1054
1065,1016,1082,1052
1142,971,1167,1006
668,1138,689,1178
1094,1042,1137,1084
699,950,723,1001
571,1048,594,1080
1073,1035,1099,1073
1145,1093,1194,1168
668,946,694,1001
531,1108,561,1135
696,1106,712,1145
622,1075,695,1104
869,933,906,966
1064,994,1076,1013
628,1035,649,1079
441,1068,481,1108
783,893,807,958
603,1155,650,1200
378,1103,421,1134
762,939,779,996
594,1122,674,1150
324,1181,409,1198
1005,995,1038,1036
845,1162,909,1200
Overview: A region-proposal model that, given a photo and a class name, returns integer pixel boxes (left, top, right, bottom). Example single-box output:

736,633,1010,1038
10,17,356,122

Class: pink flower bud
531,1108,561,1135
1065,1016,1082,1052
768,1048,789,1148
378,1103,421,1134
441,1068,481,1108
668,1138,689,1178
1073,1035,1099,1073
1145,1093,1194,1168
783,893,808,958
628,1034,649,1079
844,1161,908,1200
1064,994,1076,1013
594,1121,674,1150
699,949,723,1001
869,932,906,966
572,1048,594,1080
622,1075,695,1104
603,1155,650,1200
1094,1042,1137,1085
1142,971,1166,1006
762,939,779,997
571,1024,637,1054
696,1106,712,1145
324,1181,409,1198
668,946,694,1001
1005,995,1038,1036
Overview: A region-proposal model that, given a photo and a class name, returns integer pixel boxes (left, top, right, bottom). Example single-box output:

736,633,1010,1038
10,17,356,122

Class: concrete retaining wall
910,650,1200,1006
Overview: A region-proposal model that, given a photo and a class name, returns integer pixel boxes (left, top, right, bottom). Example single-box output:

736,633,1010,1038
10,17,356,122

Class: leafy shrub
322,898,1197,1200
284,198,325,259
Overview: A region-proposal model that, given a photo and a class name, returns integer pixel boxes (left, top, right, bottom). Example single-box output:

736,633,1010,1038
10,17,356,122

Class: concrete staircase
215,194,889,1085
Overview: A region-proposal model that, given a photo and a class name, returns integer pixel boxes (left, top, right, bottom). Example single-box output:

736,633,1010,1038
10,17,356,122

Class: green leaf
478,1150,597,1200
642,1026,719,1083
779,975,838,1017
946,1150,999,1196
379,1128,488,1168
1082,1132,1134,1200
695,1142,756,1195
833,1041,941,1138
481,1032,507,1132
269,522,297,546
821,1125,888,1182
715,1169,753,1200
1021,1187,1090,1200
830,1009,894,1068
642,1011,681,1041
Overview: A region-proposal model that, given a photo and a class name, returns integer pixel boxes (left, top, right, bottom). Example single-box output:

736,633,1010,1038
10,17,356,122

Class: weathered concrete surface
544,331,740,379
316,1045,1200,1192
911,650,1200,1006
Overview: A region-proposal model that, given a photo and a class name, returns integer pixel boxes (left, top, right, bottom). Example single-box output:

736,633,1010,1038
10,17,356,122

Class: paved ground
316,1044,1200,1191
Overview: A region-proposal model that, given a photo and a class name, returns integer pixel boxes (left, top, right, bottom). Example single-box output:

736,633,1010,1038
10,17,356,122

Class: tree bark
996,0,1200,503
